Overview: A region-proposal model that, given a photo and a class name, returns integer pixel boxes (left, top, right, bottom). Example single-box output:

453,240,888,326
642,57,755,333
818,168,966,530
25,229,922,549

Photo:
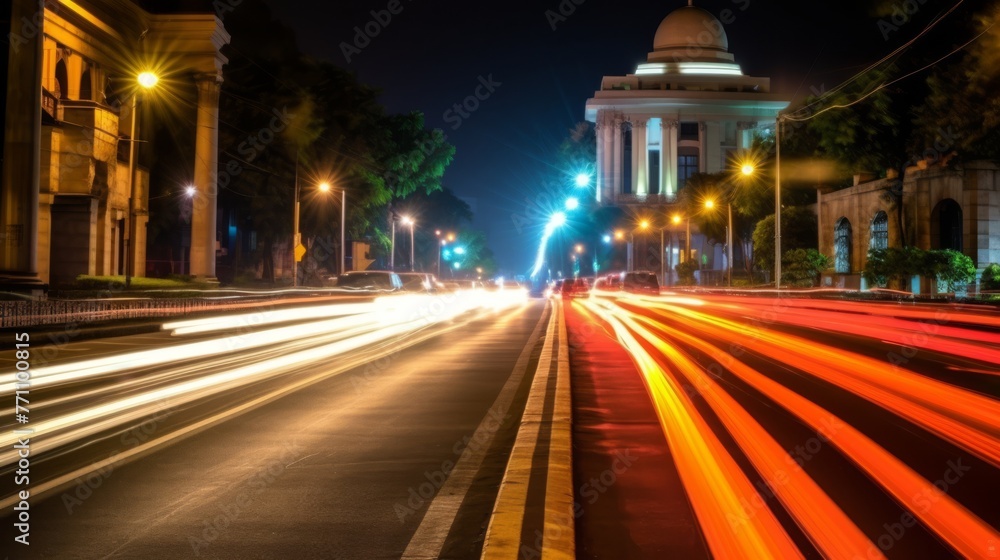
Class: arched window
931,199,962,251
870,211,888,250
835,217,852,273
55,58,68,100
79,66,92,101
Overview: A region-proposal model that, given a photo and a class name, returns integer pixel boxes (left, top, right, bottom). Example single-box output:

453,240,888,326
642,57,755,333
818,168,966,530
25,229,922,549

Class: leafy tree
752,206,818,275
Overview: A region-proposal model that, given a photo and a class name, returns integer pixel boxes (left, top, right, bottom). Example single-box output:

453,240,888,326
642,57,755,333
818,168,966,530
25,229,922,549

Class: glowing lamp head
574,173,591,187
565,197,579,210
454,246,466,255
614,230,624,240
185,185,196,197
602,234,612,243
549,212,567,227
639,220,650,230
705,200,715,209
137,71,159,89
741,163,755,176
401,216,414,225
574,244,583,253
672,214,682,225
318,182,331,193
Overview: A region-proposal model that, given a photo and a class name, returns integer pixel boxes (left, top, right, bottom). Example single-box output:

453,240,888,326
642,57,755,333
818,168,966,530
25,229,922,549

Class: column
600,113,614,203
661,119,678,198
0,0,44,290
631,117,648,196
190,73,222,280
611,114,623,200
699,122,708,173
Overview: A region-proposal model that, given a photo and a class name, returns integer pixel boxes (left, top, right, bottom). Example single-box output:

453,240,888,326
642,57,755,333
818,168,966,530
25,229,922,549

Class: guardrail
0,296,285,329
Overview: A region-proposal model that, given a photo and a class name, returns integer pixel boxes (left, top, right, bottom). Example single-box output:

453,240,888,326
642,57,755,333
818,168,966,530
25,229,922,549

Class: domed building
586,2,788,205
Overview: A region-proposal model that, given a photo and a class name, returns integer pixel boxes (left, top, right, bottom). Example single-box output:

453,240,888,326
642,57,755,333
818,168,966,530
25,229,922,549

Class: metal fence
0,296,284,329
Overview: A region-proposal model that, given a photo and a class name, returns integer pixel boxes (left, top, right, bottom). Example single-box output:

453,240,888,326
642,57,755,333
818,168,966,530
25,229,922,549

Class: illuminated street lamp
575,173,592,188
705,199,733,287
124,71,159,288
401,216,415,271
774,116,783,288
565,197,580,211
318,181,347,276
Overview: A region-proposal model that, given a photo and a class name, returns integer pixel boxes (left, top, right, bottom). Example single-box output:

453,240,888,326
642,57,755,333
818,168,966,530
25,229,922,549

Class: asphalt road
1,295,549,559
566,291,1000,560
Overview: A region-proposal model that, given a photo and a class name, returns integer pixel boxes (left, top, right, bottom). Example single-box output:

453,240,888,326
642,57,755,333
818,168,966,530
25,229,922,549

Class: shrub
675,260,698,286
981,263,1000,291
863,248,975,291
931,250,976,292
782,249,831,287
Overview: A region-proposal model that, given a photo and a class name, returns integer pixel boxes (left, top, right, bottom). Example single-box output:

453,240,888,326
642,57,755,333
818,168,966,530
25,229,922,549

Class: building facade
585,3,789,206
1,0,228,289
817,161,1000,289
584,2,788,277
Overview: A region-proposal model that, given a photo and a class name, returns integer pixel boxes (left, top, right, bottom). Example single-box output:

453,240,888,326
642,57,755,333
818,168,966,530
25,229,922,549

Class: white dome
653,5,729,54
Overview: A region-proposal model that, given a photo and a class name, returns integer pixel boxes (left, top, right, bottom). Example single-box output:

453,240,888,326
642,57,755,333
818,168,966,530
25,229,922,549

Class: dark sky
257,0,947,274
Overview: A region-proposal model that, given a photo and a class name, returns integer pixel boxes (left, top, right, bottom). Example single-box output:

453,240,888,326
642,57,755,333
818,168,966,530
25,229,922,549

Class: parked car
333,270,403,292
622,271,659,295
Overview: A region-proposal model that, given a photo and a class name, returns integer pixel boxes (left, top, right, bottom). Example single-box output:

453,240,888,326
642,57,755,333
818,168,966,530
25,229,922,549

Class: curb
480,299,575,559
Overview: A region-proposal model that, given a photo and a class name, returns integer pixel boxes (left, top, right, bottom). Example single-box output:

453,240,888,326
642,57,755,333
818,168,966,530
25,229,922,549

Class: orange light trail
576,294,1000,558
579,300,804,559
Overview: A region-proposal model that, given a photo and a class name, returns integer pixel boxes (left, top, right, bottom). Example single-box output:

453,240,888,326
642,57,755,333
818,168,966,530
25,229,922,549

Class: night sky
258,0,946,274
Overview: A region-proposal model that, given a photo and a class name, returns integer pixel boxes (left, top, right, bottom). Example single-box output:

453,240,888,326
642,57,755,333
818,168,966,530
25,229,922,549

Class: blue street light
575,173,592,188
565,197,579,211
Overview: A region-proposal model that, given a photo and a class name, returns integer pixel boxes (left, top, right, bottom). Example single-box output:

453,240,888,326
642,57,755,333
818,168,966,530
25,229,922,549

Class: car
333,270,403,292
622,271,659,295
545,279,565,298
560,277,590,299
397,272,440,292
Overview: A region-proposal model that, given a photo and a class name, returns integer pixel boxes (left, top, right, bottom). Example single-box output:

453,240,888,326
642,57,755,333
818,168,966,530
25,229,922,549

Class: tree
752,207,818,274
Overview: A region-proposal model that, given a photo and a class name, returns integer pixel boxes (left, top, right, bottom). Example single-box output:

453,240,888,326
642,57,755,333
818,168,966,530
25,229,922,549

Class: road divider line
401,303,550,560
541,301,575,559
481,299,574,560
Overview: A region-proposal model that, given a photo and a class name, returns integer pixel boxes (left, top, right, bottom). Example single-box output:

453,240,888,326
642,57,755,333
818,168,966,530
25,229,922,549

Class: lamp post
319,182,347,276
774,115,783,289
705,199,733,287
390,217,396,270
124,71,159,288
182,186,196,276
401,216,415,271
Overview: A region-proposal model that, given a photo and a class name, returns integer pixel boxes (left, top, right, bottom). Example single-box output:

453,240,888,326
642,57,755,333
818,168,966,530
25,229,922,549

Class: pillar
190,73,222,280
661,119,678,198
612,114,623,201
0,0,45,291
631,117,648,196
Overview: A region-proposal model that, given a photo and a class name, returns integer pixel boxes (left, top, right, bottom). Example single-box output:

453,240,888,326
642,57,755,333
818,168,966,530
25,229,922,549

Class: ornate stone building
584,2,788,276
1,0,228,289
817,162,1000,289
585,2,789,207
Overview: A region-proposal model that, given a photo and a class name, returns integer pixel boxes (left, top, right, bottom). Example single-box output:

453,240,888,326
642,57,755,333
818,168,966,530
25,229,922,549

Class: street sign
294,243,307,262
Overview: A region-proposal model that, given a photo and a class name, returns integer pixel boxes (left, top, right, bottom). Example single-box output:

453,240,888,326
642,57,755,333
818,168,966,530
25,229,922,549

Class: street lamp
318,181,347,276
705,199,733,287
565,197,580,211
401,216,415,271
774,115,783,289
181,186,196,276
124,71,159,288
575,173,592,188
